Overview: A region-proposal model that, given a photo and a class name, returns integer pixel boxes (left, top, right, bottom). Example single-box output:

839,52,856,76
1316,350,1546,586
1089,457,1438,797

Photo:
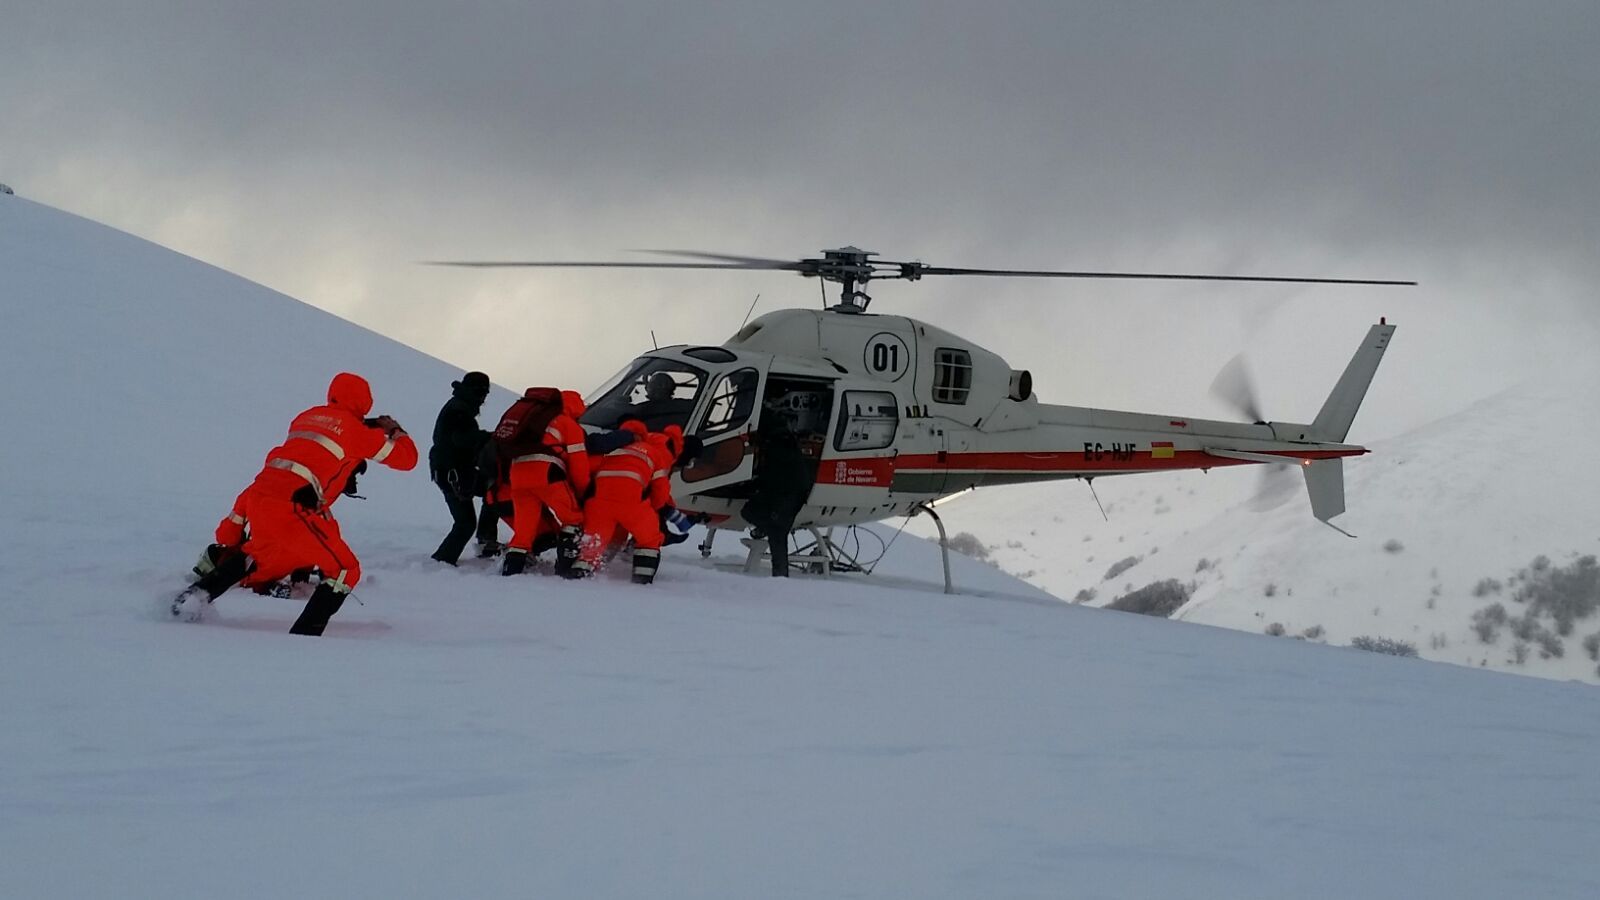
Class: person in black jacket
740,410,816,576
429,371,500,565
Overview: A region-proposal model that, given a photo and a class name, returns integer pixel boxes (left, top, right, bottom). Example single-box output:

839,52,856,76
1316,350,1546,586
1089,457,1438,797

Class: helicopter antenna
740,293,762,330
1086,477,1109,522
650,329,658,350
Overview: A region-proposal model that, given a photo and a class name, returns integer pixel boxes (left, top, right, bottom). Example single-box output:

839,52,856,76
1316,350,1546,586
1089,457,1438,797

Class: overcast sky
6,1,1598,440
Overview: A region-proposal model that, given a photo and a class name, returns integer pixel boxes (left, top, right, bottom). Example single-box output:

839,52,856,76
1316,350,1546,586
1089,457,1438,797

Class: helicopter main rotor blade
896,264,1416,287
424,260,795,270
635,249,809,269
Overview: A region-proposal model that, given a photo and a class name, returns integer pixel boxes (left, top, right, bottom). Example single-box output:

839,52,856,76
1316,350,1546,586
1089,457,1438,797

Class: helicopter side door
675,366,764,497
809,386,899,512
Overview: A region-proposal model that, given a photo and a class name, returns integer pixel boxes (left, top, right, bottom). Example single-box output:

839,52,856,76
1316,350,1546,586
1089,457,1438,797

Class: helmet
645,371,677,401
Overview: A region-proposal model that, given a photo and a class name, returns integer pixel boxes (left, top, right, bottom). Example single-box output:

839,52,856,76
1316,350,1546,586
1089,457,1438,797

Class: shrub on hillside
1301,625,1325,641
1382,539,1405,554
1106,580,1191,618
1264,622,1286,637
1073,588,1097,604
1584,632,1600,662
1510,554,1600,637
947,532,988,559
1349,636,1419,658
1472,603,1508,644
1472,577,1503,598
1102,555,1143,582
1536,631,1565,660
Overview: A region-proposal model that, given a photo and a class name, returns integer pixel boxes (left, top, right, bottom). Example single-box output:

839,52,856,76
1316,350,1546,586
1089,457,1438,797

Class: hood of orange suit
328,372,374,416
561,390,586,417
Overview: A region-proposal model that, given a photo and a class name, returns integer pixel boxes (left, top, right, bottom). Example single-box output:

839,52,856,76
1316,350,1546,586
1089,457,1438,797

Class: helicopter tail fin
1302,458,1353,534
1311,320,1396,443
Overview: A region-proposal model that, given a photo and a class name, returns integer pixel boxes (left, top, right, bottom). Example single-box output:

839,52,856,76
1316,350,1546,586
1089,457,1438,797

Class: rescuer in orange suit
569,424,697,585
172,373,418,635
194,459,367,596
501,390,591,576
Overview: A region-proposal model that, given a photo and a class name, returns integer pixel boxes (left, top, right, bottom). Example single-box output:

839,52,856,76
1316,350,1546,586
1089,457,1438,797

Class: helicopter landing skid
719,527,864,578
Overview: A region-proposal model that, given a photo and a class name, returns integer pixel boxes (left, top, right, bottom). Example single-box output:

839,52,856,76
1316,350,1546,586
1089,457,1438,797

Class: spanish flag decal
1151,442,1175,459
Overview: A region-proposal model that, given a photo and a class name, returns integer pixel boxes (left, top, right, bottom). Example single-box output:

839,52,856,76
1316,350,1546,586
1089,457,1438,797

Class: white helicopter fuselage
579,308,1394,530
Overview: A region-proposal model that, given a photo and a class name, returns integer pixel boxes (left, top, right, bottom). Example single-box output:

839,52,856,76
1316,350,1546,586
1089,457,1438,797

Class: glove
367,414,405,437
291,484,320,510
663,507,696,537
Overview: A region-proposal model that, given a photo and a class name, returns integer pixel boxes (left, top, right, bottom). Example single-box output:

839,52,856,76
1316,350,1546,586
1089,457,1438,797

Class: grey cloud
5,1,1598,441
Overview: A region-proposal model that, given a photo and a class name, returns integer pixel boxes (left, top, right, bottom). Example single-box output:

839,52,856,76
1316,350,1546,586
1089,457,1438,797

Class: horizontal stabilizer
1205,447,1315,466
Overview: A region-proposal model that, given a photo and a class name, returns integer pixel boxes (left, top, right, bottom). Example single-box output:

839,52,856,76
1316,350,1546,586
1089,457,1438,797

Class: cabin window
834,390,899,452
932,348,972,404
582,357,707,432
697,368,760,438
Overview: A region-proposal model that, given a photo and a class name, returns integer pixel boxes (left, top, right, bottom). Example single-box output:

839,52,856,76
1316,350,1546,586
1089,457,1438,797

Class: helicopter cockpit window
582,358,707,432
834,390,899,452
932,348,973,404
697,368,760,438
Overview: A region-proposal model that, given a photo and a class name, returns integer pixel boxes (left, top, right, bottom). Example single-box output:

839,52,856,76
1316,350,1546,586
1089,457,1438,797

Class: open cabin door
675,366,764,497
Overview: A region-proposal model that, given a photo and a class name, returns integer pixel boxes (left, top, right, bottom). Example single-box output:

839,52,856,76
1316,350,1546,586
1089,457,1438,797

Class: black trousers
742,495,802,577
431,476,500,564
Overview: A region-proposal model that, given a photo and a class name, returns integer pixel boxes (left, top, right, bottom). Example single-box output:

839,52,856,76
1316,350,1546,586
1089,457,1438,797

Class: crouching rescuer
172,373,418,635
495,388,591,576
569,424,700,584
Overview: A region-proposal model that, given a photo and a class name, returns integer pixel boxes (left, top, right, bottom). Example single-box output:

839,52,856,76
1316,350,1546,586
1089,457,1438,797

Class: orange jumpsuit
577,433,676,581
506,391,591,556
235,373,418,591
214,466,352,550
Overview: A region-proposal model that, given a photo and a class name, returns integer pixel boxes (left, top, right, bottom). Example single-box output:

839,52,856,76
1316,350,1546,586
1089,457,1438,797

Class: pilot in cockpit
632,371,697,430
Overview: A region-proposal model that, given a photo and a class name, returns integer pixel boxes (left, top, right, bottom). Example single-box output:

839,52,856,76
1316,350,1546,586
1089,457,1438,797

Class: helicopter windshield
582,357,708,431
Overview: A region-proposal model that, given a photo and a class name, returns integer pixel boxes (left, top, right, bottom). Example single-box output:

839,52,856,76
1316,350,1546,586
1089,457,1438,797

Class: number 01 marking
864,333,909,382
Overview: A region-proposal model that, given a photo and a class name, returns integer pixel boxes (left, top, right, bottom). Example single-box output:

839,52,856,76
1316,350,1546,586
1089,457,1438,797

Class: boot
191,543,228,579
288,583,347,636
500,549,528,576
172,549,252,619
631,548,661,585
553,526,582,576
562,558,592,580
476,540,504,559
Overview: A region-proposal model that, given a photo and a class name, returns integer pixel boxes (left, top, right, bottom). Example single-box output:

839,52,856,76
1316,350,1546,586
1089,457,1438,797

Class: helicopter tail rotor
1209,353,1266,425
1208,352,1300,509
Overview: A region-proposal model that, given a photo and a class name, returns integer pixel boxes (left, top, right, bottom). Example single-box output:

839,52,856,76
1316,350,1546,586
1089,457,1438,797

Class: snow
4,197,1600,898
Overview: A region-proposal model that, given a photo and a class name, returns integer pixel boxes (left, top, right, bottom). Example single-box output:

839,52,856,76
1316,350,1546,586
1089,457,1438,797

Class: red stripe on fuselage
892,447,1360,473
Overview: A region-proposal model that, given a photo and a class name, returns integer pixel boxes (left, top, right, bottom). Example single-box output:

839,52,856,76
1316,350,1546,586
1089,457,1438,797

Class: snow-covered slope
914,372,1600,683
4,196,1600,899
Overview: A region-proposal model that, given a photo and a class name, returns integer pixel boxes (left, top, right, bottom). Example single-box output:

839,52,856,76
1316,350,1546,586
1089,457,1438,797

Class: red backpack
491,387,565,468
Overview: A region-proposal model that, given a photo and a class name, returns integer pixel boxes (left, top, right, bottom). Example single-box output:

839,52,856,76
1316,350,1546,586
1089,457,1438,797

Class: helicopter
437,247,1410,575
